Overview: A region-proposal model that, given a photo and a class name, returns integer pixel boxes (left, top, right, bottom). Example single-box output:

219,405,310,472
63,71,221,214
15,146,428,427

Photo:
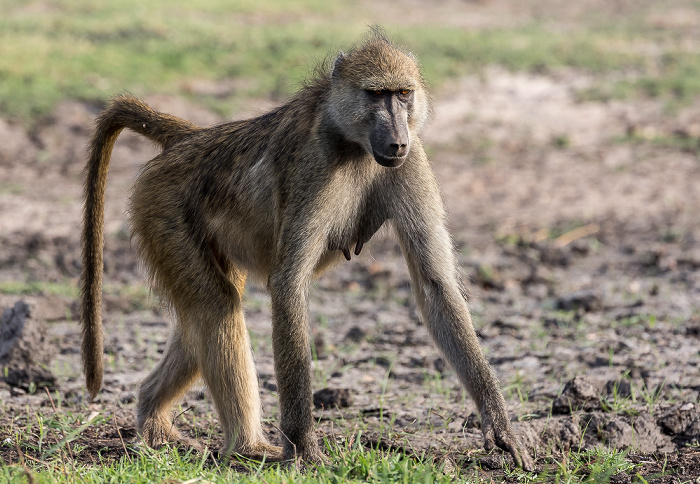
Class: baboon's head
327,32,432,168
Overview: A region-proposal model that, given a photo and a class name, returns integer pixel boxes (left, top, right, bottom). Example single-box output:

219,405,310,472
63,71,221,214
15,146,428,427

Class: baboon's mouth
373,152,407,168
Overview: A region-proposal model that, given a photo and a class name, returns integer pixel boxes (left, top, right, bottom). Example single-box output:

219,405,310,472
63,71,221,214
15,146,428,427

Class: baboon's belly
207,211,276,283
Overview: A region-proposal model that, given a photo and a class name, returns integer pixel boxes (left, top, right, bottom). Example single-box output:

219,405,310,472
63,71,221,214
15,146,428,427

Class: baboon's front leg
394,211,534,471
268,269,322,462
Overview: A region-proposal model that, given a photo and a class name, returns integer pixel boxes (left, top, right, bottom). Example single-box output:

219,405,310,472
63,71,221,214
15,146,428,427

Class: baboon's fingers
354,239,364,256
482,425,496,451
499,438,534,472
481,420,534,471
341,247,352,261
491,426,534,472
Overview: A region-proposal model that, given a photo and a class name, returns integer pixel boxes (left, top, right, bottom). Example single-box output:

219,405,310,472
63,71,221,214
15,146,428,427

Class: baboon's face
328,83,423,169
327,42,431,168
365,89,413,168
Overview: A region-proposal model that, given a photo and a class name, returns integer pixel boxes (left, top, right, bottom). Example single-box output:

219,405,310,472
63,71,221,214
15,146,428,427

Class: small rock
407,356,428,368
605,379,632,399
10,386,27,397
555,291,603,312
374,356,392,368
0,301,57,391
589,412,675,453
552,376,601,413
639,249,663,268
658,403,699,436
479,454,509,470
537,415,582,452
463,412,481,429
610,472,632,484
538,245,571,267
313,387,352,409
345,326,367,343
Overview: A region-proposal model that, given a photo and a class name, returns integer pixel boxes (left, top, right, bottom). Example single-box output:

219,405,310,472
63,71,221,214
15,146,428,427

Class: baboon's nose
389,140,408,157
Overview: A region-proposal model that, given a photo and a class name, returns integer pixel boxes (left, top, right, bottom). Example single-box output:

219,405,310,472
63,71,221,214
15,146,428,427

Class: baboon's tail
81,95,200,398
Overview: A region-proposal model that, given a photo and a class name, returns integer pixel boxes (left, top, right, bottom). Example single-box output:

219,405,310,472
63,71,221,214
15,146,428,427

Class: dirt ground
2,15,700,483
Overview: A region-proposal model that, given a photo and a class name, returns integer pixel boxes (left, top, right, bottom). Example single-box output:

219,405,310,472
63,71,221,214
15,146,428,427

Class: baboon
81,31,533,470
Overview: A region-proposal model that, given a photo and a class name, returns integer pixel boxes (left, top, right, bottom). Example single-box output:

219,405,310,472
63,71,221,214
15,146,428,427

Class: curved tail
81,95,200,398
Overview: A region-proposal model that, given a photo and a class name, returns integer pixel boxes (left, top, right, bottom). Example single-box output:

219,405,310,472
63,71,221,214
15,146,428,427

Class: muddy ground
1,29,700,484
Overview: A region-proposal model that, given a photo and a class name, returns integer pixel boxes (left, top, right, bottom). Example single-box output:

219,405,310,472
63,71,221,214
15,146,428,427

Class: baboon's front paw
283,441,326,465
482,422,534,472
298,448,327,467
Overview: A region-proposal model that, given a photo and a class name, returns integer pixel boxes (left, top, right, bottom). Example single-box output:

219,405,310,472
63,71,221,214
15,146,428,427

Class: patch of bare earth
1,67,700,480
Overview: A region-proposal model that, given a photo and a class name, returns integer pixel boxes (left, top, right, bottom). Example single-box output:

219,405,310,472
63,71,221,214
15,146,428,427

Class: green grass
1,447,463,484
0,0,354,121
2,0,700,123
1,410,468,483
578,50,700,110
617,132,700,158
0,280,151,309
0,280,79,298
395,26,644,80
1,432,647,483
545,448,637,482
0,405,656,483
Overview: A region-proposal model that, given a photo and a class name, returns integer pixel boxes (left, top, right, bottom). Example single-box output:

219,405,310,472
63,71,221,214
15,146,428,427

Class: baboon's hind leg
182,267,282,460
137,328,200,448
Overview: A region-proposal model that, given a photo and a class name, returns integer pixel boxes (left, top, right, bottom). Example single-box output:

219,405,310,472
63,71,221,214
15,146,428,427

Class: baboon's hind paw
140,416,202,451
238,442,284,462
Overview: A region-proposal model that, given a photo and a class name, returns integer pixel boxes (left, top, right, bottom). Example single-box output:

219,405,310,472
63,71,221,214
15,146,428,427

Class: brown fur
81,31,533,469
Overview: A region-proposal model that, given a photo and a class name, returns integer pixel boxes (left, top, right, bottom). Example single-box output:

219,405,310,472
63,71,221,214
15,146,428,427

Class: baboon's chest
314,213,386,275
316,160,391,260
324,194,388,254
328,217,385,250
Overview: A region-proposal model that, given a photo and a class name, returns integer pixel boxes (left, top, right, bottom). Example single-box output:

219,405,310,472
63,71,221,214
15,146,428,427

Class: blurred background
1,0,699,479
3,0,700,119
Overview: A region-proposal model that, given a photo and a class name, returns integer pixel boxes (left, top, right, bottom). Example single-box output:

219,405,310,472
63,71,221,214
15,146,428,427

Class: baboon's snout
386,131,409,158
370,123,410,168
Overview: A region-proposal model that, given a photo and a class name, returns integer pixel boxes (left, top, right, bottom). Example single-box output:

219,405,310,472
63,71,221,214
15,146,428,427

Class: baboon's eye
399,89,411,95
370,90,383,96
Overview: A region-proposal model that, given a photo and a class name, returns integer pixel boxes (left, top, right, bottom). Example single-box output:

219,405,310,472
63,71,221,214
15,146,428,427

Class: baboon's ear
332,51,346,80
